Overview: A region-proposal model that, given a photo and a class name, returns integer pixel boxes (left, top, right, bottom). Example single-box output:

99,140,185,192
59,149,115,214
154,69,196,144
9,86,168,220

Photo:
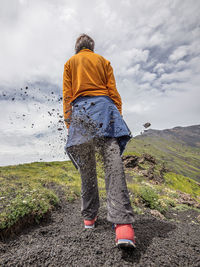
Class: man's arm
106,61,122,115
63,62,73,129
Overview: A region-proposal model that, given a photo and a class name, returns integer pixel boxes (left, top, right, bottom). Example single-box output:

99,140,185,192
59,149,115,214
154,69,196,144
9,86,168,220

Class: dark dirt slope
0,197,200,267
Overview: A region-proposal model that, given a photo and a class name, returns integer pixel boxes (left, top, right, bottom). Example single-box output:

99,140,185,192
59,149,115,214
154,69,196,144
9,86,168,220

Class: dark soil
0,197,200,267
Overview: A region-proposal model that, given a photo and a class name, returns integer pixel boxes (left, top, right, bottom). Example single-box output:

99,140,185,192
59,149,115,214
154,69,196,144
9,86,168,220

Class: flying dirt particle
25,86,28,89
12,98,15,101
143,122,151,128
22,114,26,117
91,102,95,106
59,115,63,118
52,109,55,111
58,120,63,123
48,112,52,116
99,123,103,128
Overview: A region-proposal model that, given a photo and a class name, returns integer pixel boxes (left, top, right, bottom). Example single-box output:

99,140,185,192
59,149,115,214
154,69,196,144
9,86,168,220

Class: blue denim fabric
66,95,132,155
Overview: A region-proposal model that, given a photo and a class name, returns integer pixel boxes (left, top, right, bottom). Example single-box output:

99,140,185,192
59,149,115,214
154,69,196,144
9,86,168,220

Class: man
63,34,135,248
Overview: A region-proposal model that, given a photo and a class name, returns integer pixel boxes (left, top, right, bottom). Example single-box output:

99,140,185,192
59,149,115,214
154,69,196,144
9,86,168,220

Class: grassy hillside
0,161,78,231
125,136,200,182
1,158,200,237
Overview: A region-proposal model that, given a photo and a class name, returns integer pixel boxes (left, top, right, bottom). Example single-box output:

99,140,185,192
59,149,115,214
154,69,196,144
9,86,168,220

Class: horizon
1,123,199,167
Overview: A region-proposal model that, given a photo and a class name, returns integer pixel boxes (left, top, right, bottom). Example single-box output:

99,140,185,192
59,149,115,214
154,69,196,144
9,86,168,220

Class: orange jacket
63,49,122,128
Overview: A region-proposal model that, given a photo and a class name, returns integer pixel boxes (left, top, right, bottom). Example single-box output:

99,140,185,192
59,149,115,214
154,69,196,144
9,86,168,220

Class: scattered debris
177,191,200,209
122,154,165,183
143,122,151,128
123,155,138,168
150,209,165,220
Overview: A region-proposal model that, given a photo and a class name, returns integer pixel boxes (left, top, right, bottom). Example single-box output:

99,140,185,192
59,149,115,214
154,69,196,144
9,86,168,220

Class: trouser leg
101,138,134,224
67,141,99,220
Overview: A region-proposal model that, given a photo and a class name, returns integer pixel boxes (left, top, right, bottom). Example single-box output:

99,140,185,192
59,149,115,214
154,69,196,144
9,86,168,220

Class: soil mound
122,154,167,183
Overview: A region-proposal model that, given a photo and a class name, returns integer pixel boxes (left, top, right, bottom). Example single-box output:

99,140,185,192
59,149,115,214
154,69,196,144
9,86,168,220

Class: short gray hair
75,34,95,54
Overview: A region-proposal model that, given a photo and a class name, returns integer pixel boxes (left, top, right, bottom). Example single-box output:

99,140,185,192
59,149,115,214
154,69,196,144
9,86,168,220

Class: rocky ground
0,192,200,267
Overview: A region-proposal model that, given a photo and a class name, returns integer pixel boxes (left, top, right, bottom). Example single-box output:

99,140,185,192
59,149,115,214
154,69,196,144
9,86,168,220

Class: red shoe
84,217,97,229
115,224,136,248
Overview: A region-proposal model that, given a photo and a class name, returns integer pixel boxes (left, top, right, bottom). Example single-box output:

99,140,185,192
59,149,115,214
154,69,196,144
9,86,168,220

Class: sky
0,0,200,166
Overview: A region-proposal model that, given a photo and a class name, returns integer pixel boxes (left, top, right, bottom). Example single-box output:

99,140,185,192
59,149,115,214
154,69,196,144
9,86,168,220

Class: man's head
75,34,95,54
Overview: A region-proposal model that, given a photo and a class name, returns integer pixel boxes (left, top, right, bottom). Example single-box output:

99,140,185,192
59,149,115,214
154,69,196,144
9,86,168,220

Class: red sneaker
84,217,97,229
115,224,136,248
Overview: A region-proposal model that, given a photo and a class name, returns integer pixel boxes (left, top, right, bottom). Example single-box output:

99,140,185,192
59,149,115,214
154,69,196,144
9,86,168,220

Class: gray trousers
68,138,134,224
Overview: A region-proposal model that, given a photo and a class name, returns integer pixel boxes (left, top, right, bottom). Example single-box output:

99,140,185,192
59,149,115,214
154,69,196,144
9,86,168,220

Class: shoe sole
116,239,136,249
84,217,97,229
84,224,95,229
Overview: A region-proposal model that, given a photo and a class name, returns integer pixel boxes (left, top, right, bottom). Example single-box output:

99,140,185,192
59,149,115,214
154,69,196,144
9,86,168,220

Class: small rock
122,155,138,168
150,209,165,220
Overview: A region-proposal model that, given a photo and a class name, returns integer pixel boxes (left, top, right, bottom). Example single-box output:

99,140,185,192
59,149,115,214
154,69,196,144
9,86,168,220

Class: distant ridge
125,124,200,182
140,124,200,147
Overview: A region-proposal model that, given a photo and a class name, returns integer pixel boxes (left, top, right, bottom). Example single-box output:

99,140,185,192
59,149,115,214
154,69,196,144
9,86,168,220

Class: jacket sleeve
63,62,73,129
106,61,122,114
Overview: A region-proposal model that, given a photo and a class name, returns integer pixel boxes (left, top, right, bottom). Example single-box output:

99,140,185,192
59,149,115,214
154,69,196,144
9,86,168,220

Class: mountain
125,124,200,182
141,125,200,147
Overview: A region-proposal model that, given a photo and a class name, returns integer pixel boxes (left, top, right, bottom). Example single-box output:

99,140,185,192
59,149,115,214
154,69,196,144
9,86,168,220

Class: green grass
126,153,200,214
0,161,81,230
1,151,200,232
125,137,200,182
128,181,176,214
164,172,200,199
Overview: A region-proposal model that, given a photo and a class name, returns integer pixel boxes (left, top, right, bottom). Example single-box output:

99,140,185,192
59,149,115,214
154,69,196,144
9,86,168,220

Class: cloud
0,0,200,165
169,46,189,62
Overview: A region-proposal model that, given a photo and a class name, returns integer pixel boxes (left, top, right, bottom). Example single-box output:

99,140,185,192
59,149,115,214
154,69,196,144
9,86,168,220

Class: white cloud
169,46,189,62
0,0,200,165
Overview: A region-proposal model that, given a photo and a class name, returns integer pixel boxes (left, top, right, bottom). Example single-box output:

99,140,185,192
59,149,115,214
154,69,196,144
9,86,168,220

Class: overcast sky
0,0,200,166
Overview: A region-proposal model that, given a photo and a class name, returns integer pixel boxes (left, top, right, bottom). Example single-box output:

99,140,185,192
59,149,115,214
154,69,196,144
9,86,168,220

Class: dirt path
0,198,200,267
